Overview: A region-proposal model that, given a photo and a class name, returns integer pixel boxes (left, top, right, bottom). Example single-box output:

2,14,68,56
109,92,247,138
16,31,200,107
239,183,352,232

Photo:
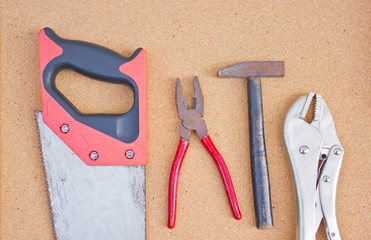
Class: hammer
218,61,284,229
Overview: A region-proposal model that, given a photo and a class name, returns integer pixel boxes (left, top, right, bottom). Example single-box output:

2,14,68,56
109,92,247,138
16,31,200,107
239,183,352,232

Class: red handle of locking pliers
201,134,242,220
168,139,190,229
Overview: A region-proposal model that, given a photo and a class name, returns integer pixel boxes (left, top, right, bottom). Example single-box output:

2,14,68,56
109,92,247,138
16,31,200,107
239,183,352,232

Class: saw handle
42,27,141,86
39,28,148,166
40,27,145,144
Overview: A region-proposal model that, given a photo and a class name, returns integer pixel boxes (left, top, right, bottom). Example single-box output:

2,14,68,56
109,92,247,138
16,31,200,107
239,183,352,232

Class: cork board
1,1,370,239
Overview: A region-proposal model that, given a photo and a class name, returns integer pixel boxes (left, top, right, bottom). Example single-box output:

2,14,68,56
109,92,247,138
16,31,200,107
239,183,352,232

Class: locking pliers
284,92,344,240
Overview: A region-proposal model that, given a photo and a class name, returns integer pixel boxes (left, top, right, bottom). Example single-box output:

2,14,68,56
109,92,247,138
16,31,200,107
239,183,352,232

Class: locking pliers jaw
284,92,344,240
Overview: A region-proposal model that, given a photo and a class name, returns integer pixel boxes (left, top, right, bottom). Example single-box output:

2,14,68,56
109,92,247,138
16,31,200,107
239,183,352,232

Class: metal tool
284,92,344,240
168,77,242,229
218,61,285,229
37,28,148,239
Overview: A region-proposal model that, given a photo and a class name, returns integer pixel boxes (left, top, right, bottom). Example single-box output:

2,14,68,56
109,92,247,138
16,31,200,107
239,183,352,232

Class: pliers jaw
284,92,344,240
176,77,208,141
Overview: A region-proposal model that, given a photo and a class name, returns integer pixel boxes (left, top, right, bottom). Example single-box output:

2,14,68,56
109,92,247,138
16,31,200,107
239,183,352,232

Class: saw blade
35,110,146,240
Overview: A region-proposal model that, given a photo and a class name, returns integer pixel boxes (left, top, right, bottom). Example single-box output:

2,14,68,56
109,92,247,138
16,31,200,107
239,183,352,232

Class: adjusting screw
299,145,309,154
90,151,99,160
125,150,135,159
60,124,69,133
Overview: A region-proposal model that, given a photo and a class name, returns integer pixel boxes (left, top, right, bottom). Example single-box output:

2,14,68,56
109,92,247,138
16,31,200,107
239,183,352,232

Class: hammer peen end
218,61,284,78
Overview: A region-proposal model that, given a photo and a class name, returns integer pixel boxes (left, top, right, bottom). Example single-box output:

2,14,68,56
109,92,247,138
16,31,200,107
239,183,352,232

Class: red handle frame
201,134,242,220
39,28,148,166
168,139,189,229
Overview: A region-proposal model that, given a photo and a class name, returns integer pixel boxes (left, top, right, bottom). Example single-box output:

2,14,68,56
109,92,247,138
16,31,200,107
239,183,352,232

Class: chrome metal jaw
284,93,343,240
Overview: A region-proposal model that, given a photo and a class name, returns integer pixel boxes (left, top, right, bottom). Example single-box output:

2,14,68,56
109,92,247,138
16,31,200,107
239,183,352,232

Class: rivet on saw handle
218,61,285,229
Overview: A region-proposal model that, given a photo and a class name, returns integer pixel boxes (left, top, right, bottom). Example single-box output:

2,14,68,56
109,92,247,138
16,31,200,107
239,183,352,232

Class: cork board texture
1,1,370,239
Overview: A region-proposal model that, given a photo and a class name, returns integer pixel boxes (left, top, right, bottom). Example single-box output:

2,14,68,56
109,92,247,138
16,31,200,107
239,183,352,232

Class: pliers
284,92,344,240
168,76,242,229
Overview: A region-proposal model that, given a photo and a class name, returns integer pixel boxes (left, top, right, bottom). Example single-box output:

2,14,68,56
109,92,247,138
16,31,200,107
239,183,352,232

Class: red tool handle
201,134,242,220
168,139,189,229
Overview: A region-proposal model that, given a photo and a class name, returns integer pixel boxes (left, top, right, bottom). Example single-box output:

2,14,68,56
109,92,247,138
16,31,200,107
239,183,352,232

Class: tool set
35,27,344,239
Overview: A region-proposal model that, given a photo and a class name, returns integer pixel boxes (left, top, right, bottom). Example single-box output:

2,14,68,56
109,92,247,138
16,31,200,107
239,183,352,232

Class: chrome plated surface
283,93,343,240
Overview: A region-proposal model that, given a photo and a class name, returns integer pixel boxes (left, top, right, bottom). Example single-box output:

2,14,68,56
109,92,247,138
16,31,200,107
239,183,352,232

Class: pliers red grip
168,77,242,229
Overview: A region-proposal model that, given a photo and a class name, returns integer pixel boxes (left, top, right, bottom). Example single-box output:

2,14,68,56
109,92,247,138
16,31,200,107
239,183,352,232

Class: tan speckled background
1,1,370,239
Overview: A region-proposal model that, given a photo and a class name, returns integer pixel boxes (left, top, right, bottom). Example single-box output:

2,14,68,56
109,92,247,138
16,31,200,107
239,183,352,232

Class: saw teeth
35,110,57,239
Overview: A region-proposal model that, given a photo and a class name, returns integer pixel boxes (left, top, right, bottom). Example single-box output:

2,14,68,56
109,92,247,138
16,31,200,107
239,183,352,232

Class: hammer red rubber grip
168,139,189,229
201,134,242,220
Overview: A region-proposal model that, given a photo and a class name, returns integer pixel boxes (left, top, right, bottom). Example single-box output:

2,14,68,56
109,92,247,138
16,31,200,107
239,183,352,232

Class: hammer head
218,61,284,78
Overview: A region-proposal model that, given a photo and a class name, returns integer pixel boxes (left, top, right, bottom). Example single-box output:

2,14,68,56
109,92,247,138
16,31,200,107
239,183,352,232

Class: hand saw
36,28,147,240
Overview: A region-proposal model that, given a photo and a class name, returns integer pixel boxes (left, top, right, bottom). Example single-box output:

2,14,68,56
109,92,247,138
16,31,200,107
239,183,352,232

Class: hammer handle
247,76,273,229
